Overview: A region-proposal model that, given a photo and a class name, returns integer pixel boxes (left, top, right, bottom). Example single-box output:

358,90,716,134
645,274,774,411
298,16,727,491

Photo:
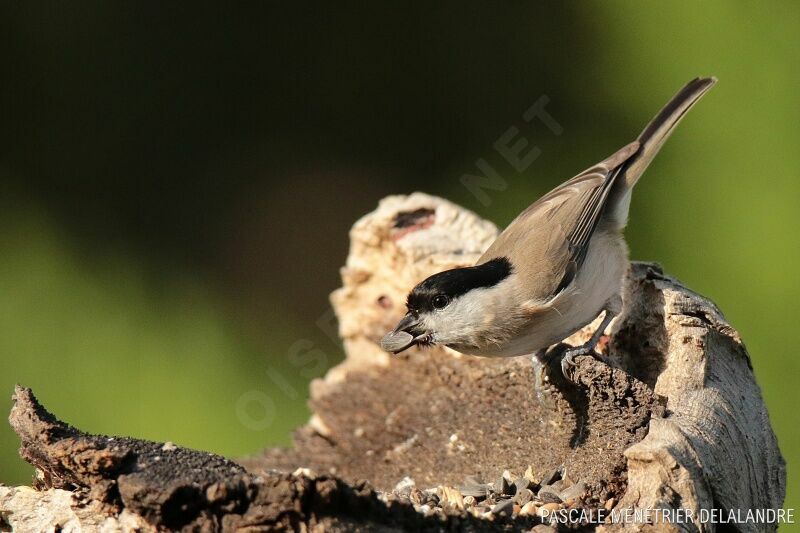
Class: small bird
381,77,716,379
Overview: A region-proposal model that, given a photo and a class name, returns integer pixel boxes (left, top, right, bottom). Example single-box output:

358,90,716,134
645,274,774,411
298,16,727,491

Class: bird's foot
560,344,602,382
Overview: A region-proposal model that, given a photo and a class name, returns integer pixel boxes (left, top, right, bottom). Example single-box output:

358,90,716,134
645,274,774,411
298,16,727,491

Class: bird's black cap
406,257,513,313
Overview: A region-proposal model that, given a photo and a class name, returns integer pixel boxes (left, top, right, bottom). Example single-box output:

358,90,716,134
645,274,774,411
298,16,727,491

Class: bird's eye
432,294,449,309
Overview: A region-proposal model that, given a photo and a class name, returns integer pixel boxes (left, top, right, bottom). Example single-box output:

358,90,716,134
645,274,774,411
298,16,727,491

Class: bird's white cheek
429,306,484,345
419,314,444,337
422,314,455,343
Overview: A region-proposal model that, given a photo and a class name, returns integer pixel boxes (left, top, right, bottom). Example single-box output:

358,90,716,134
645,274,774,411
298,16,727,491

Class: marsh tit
381,77,716,379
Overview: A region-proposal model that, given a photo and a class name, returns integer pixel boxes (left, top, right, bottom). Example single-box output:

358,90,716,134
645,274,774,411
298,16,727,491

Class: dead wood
1,193,785,532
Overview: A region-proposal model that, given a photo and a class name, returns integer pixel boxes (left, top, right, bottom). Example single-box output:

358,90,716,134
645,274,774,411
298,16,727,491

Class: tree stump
0,193,785,532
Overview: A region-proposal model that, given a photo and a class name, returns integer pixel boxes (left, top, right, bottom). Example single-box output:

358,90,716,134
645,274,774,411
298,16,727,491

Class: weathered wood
611,265,786,532
1,193,785,532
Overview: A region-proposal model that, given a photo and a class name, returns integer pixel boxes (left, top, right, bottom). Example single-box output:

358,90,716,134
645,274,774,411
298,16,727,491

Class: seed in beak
380,330,415,353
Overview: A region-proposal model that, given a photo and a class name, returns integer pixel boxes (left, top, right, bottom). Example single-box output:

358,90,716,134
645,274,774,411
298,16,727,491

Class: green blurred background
1,1,798,517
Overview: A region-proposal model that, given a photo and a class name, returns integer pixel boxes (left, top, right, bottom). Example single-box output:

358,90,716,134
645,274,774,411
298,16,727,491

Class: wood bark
0,193,785,532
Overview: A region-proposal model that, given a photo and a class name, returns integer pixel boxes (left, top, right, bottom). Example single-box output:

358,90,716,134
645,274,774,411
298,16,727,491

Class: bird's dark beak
380,312,427,354
394,312,420,334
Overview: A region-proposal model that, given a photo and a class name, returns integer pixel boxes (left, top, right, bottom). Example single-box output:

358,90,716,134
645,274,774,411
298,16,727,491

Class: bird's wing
479,142,638,301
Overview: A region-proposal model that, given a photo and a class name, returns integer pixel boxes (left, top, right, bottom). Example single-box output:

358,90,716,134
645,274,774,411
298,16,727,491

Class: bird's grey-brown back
478,141,640,306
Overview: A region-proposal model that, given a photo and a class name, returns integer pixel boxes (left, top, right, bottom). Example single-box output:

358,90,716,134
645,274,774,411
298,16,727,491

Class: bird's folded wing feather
479,141,638,302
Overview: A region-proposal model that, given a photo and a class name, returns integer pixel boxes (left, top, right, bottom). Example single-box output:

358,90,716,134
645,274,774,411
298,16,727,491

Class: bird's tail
620,76,717,190
605,77,716,226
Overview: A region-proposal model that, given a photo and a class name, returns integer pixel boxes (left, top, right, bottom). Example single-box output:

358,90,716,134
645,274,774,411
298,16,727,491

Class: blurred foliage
1,1,797,520
0,200,317,483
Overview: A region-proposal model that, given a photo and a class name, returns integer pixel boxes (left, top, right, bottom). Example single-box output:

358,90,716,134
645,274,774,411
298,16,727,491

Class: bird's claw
560,345,596,382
